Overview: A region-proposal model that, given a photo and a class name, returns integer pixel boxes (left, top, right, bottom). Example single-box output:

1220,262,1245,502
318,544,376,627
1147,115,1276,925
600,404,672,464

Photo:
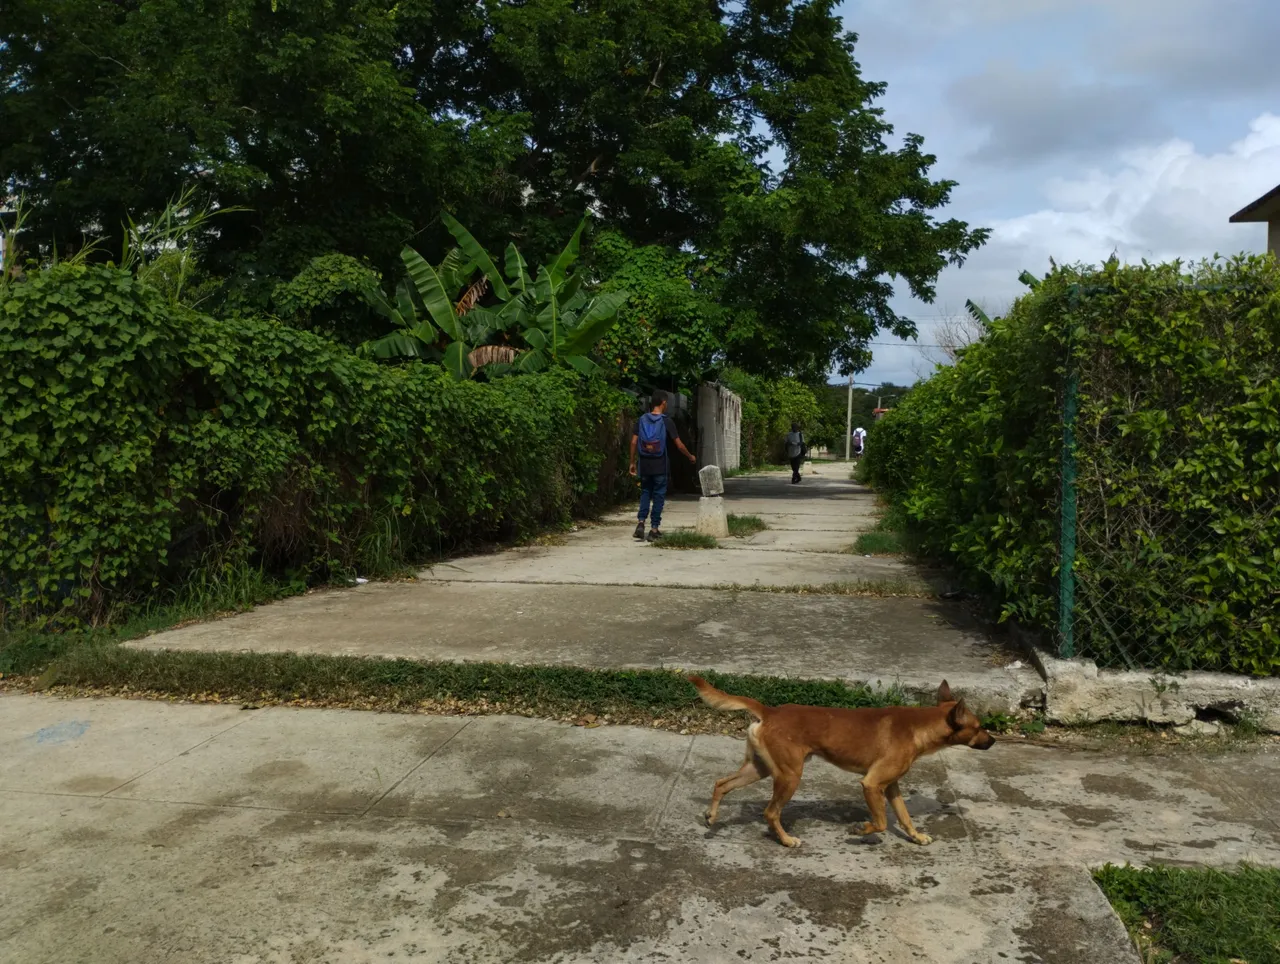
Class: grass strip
701,579,930,597
14,645,909,728
727,514,768,537
651,530,719,549
1094,862,1280,964
852,530,903,555
851,504,908,556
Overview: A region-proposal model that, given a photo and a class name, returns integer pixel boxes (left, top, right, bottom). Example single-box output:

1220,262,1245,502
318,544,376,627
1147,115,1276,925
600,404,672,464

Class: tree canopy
1,0,987,380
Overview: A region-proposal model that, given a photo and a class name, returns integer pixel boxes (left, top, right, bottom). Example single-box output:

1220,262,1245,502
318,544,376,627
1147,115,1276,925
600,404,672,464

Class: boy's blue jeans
638,474,668,529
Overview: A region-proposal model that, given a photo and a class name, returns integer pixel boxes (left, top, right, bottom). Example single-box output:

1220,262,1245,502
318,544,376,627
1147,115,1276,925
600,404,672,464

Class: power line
865,342,949,348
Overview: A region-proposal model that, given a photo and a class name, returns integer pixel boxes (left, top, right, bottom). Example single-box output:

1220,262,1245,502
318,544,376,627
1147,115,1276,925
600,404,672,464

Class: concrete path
135,464,1040,709
5,694,1280,963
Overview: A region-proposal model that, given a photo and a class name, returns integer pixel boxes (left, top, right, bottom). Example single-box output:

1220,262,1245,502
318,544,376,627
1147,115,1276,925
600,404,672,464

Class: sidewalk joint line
650,733,698,841
100,711,258,799
359,717,475,817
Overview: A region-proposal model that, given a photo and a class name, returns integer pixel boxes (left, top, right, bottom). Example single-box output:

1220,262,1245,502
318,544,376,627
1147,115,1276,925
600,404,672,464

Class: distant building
872,407,892,420
1229,184,1280,255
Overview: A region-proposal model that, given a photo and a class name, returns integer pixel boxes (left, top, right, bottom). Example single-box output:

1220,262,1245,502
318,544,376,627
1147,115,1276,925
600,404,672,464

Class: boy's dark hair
791,421,800,432
650,392,666,411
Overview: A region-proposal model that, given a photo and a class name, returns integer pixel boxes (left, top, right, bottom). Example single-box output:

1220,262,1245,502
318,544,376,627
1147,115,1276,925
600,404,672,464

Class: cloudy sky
839,0,1280,386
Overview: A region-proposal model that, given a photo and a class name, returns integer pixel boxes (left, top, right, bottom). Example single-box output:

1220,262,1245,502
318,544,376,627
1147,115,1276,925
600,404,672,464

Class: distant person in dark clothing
785,422,807,484
629,393,697,541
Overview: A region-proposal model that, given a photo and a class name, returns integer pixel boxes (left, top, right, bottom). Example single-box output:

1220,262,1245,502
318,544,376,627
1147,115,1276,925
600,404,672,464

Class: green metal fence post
1057,287,1079,658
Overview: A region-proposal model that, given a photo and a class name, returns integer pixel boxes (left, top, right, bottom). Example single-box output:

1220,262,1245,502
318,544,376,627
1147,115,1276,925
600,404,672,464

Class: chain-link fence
1056,281,1280,675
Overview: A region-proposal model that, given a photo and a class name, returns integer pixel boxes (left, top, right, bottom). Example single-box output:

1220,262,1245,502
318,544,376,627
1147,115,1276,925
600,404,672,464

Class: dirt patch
989,779,1038,807
1080,773,1157,801
59,775,124,794
1059,804,1121,827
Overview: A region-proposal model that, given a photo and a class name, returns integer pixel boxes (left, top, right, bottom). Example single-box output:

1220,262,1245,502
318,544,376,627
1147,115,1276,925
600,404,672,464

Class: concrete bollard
698,464,725,496
695,465,729,539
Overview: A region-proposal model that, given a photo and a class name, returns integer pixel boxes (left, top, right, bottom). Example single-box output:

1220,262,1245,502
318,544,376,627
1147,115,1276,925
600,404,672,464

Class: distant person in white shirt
852,426,867,458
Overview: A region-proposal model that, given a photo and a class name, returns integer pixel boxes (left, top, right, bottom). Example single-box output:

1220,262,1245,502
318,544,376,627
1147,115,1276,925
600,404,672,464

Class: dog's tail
687,676,768,720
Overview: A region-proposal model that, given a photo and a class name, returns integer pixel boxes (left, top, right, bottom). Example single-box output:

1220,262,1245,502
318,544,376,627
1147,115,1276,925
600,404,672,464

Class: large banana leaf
964,299,992,326
442,340,473,380
516,349,549,373
401,247,461,340
394,280,419,327
548,214,588,286
481,361,515,378
559,291,629,356
364,283,409,330
442,211,510,300
497,289,535,326
533,265,553,305
360,330,432,359
522,327,549,351
534,298,558,333
557,272,585,308
438,247,477,293
504,243,532,292
563,353,600,375
462,306,504,344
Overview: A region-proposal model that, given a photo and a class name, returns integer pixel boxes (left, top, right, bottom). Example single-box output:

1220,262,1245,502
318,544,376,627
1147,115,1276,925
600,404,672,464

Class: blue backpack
637,413,667,459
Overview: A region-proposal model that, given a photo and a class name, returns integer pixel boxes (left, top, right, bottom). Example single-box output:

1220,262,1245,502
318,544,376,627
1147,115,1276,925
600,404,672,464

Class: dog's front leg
886,781,932,845
856,780,890,839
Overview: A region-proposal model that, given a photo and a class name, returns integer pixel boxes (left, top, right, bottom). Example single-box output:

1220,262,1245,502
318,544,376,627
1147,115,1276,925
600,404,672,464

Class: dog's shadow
704,795,957,846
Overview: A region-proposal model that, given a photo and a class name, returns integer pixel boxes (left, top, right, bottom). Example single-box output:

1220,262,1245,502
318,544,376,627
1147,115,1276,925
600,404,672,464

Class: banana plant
361,210,627,379
443,212,628,375
360,247,499,379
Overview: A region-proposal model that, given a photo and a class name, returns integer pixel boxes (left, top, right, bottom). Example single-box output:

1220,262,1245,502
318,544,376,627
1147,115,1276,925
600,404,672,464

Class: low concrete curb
861,666,1046,719
1010,622,1280,733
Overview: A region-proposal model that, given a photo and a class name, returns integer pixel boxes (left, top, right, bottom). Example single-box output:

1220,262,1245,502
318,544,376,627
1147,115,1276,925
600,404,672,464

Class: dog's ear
947,699,968,728
937,680,954,704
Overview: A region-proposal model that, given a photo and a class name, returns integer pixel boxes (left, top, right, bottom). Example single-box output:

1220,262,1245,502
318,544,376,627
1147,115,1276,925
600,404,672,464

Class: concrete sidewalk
5,693,1279,963
133,465,1041,711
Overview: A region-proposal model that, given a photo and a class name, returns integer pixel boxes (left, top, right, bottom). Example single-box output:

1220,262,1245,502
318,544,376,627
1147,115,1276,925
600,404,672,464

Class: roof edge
1230,182,1280,222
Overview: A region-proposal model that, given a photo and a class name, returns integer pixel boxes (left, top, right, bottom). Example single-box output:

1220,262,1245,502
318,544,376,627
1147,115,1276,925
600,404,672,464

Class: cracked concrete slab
4,693,1278,963
132,582,1021,689
133,467,1032,711
422,541,920,587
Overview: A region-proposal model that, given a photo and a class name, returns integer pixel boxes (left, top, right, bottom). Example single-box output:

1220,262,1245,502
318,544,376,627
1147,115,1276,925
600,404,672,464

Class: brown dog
690,676,995,848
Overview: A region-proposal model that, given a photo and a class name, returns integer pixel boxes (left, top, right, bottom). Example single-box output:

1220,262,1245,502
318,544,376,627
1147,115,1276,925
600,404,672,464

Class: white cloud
864,113,1280,384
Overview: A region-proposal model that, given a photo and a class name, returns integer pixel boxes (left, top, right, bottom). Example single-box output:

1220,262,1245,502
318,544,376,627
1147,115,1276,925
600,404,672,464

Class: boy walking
630,393,697,541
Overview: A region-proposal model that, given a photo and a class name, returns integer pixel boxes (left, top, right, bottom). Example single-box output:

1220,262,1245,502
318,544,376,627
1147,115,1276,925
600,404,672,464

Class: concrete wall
695,383,742,472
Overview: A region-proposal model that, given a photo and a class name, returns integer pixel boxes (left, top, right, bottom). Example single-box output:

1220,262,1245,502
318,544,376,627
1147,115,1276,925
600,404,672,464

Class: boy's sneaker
646,528,663,542
633,522,646,540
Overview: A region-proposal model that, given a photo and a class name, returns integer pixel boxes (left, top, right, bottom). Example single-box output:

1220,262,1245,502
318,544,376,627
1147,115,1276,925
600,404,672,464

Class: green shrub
1,263,630,629
865,256,1280,675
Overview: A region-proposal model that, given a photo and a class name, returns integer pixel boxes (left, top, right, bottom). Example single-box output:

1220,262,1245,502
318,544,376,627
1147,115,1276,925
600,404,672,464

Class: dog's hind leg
886,781,932,845
705,747,764,826
763,765,804,848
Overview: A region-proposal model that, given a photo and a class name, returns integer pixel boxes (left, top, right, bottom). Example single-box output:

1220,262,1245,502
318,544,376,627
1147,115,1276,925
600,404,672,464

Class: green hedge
1,263,631,628
865,256,1280,675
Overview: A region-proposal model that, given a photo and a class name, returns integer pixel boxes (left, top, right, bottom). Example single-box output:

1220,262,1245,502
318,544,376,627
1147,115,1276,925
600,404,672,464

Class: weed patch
1095,863,1280,964
727,514,768,537
851,503,908,556
651,530,719,549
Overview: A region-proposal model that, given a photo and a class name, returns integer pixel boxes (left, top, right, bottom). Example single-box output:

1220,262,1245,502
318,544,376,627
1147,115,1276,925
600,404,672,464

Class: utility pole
845,374,853,460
